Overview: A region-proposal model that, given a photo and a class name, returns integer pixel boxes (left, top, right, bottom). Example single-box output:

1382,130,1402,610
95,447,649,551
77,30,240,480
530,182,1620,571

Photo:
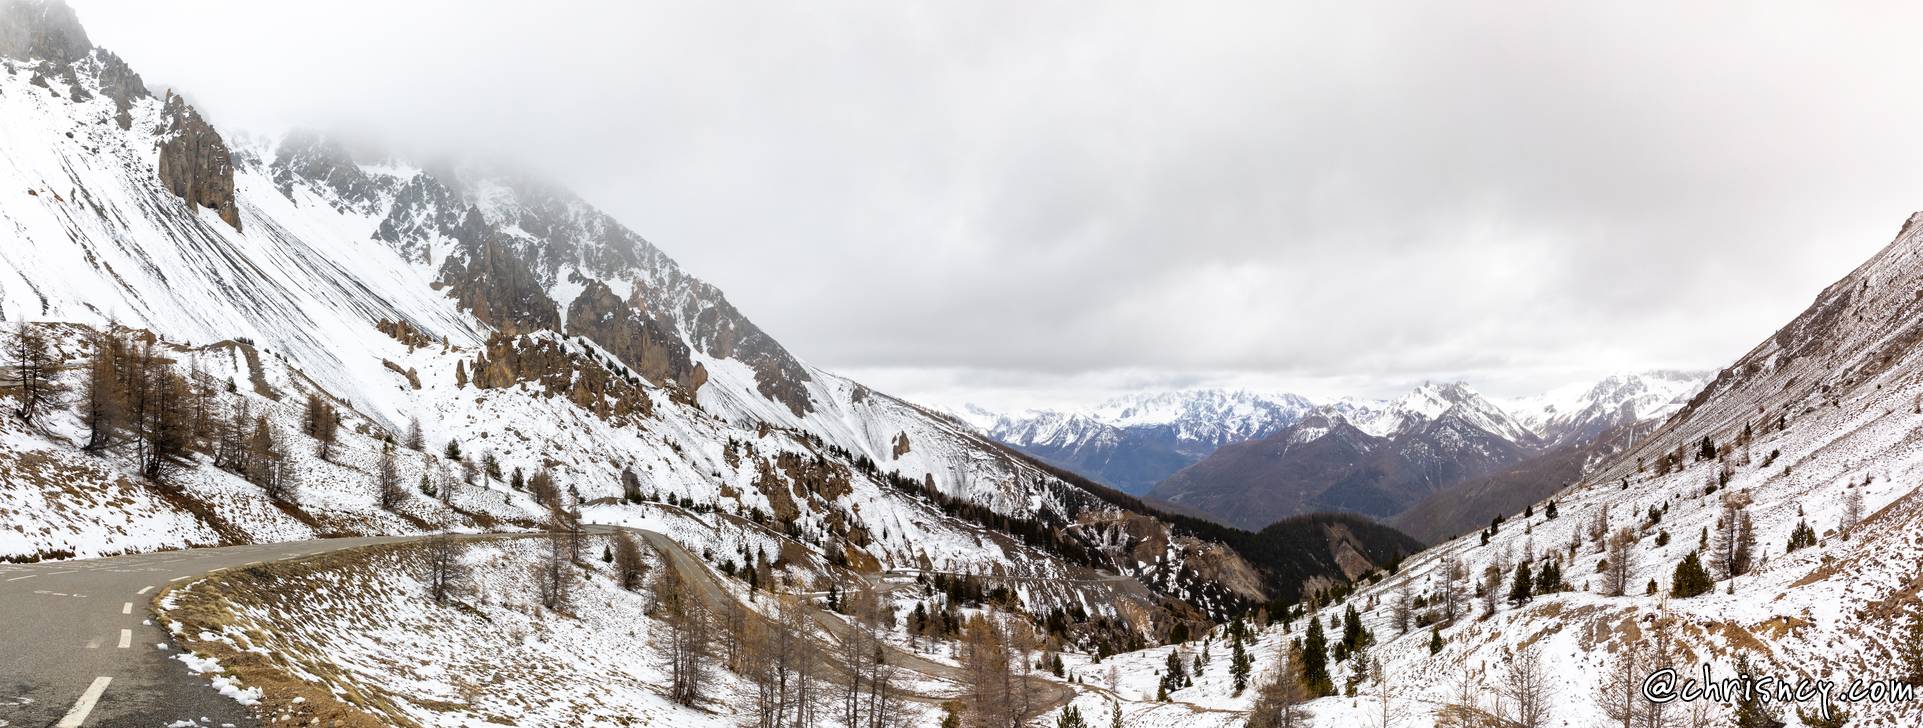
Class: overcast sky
70,1,1923,411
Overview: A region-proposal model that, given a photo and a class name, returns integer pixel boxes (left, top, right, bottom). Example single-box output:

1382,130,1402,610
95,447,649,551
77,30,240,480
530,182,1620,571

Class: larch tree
423,531,469,606
80,326,126,451
8,320,66,425
1602,527,1637,597
1500,646,1553,728
376,442,405,510
611,530,647,591
1245,646,1310,728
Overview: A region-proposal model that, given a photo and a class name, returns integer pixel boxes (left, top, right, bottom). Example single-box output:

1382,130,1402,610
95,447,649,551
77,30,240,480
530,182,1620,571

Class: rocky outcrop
0,0,91,64
90,50,145,129
373,173,463,265
156,91,241,231
469,333,653,421
438,209,559,335
563,279,700,392
271,131,384,214
891,432,911,459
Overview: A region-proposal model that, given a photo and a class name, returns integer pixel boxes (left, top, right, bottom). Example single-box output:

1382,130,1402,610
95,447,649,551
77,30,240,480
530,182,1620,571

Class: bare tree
1436,654,1492,728
377,443,406,510
1501,646,1554,728
1841,484,1864,537
611,531,648,591
423,532,469,606
8,320,66,425
533,530,574,612
1596,636,1644,728
961,614,1016,727
1246,646,1310,728
1391,580,1413,634
80,326,125,451
741,592,813,726
1603,527,1637,597
1365,658,1408,728
657,565,711,707
404,416,425,451
1439,555,1465,624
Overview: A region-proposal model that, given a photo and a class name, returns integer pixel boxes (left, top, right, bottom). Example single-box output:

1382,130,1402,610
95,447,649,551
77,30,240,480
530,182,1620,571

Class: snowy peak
1321,381,1535,446
973,389,1315,495
1501,370,1710,447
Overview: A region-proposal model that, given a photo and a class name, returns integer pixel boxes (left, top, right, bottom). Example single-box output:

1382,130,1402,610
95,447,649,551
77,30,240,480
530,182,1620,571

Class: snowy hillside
0,0,1302,643
1060,212,1923,727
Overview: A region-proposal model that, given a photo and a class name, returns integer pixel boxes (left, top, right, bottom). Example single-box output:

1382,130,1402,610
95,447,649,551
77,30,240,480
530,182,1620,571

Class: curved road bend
0,536,419,728
2,527,1084,726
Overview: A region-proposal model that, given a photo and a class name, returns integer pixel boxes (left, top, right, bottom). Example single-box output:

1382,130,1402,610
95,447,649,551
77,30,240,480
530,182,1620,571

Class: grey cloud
70,0,1923,409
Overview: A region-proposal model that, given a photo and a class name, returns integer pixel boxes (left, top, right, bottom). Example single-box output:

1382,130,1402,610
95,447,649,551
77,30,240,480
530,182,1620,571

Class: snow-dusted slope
1076,212,1923,727
0,0,1291,636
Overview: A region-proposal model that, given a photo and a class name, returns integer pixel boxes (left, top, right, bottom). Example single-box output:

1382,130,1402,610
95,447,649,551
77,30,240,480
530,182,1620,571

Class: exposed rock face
90,50,145,129
0,0,91,64
469,332,653,421
438,209,560,335
563,278,699,392
270,131,384,214
155,91,241,231
373,172,463,265
891,432,911,459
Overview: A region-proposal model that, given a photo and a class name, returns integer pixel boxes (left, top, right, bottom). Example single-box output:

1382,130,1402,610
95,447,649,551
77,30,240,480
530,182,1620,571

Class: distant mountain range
964,372,1708,532
963,390,1316,494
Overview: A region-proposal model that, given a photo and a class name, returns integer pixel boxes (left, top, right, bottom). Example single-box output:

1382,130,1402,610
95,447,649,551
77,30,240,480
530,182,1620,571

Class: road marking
116,629,131,649
136,585,154,595
85,637,99,649
121,602,132,615
168,576,189,582
44,570,75,576
55,676,110,728
5,574,35,581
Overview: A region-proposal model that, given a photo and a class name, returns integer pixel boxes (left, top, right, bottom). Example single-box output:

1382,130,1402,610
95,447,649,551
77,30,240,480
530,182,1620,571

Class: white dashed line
121,602,132,615
5,575,35,581
136,585,154,595
55,676,111,728
168,576,189,582
85,637,100,649
116,629,131,649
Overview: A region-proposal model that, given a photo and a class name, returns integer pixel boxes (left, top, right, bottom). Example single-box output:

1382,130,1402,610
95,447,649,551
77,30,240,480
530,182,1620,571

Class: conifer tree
1300,613,1334,696
1508,562,1533,606
1671,551,1713,598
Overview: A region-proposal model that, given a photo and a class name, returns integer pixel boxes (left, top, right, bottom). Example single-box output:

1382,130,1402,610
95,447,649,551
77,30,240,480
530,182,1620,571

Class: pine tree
1300,613,1334,696
1508,562,1533,606
1671,551,1713,598
1731,654,1783,728
1428,626,1443,655
1231,631,1253,695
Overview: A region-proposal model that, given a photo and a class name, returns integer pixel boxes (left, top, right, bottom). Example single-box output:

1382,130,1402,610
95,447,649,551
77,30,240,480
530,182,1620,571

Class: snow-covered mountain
973,389,1315,494
0,0,1392,633
1150,382,1539,528
1069,210,1923,728
1501,369,1710,448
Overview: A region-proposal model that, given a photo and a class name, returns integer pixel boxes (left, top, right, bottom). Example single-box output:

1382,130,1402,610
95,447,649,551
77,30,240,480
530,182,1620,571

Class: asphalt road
0,536,418,728
2,526,1087,727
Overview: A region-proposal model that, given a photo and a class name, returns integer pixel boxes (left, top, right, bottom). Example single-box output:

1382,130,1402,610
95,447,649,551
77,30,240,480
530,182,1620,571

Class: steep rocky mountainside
978,389,1314,494
0,0,1391,630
